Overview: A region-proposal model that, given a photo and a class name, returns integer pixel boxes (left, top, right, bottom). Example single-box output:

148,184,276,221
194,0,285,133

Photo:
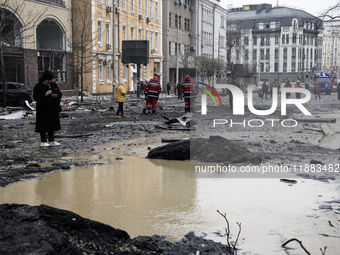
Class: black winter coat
33,79,62,133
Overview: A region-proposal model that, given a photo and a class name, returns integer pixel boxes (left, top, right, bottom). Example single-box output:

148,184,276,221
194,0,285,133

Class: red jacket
145,78,161,98
181,81,197,99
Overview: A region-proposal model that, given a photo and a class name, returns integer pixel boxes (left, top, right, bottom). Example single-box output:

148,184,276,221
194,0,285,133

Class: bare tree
195,56,225,86
319,1,340,20
0,0,46,107
72,0,102,102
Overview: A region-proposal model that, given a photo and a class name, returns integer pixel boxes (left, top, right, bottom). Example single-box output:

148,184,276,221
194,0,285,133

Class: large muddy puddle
0,154,339,255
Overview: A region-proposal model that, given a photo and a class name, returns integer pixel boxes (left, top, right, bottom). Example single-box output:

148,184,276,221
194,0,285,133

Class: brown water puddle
0,152,339,255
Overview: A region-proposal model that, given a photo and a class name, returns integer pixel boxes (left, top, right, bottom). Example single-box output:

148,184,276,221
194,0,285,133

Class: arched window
36,19,65,50
0,9,22,47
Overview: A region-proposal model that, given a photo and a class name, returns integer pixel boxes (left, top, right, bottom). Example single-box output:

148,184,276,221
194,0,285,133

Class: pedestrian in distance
167,82,171,95
174,82,177,96
294,80,303,99
314,82,321,99
177,82,182,100
115,82,127,118
143,76,162,115
33,70,62,147
284,80,292,99
181,75,197,113
262,82,268,99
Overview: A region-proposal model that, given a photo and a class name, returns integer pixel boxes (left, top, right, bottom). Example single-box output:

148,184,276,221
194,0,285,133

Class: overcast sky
219,0,337,17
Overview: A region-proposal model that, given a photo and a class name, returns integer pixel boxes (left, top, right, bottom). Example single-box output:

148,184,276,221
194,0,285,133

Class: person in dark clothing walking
177,83,182,100
167,82,171,95
33,70,62,147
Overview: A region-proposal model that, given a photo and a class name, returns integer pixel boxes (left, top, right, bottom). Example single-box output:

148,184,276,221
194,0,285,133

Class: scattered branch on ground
281,238,311,254
217,210,242,255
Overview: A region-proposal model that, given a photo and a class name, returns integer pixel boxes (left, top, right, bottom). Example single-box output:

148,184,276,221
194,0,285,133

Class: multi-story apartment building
73,0,162,95
226,4,323,84
196,0,227,60
162,0,197,86
1,0,74,93
322,19,340,74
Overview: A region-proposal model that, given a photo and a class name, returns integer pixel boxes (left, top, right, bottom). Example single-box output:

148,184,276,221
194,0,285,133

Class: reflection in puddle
0,156,339,255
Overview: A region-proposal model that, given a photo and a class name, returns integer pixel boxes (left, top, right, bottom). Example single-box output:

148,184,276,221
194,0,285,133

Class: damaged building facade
0,0,74,94
226,4,324,84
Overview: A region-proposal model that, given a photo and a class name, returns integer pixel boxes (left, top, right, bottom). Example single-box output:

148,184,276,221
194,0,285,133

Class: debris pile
147,135,262,164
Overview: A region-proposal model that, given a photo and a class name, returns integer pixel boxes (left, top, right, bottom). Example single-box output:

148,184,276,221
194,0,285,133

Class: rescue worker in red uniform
181,75,197,113
314,82,321,99
284,80,292,99
143,76,162,115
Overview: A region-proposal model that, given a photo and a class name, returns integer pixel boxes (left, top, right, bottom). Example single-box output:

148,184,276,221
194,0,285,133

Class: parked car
0,82,33,107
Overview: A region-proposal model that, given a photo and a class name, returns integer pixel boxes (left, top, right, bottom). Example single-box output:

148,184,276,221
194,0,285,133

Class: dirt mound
0,204,232,254
147,135,262,164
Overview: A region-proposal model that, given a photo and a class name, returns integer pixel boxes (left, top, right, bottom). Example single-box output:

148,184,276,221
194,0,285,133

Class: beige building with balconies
72,0,162,95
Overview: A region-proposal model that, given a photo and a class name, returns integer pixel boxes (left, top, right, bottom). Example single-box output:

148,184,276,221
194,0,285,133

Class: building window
106,22,110,44
98,59,103,80
155,32,158,49
282,34,285,44
185,18,190,31
122,0,126,11
155,2,158,20
138,0,142,14
260,36,264,46
292,48,296,59
283,63,287,72
266,63,269,72
275,63,278,72
253,36,257,45
169,13,171,27
266,35,270,46
253,49,257,61
131,0,134,13
98,0,102,4
291,62,296,72
292,34,297,44
275,48,279,59
145,29,148,40
179,16,181,30
266,49,270,60
175,15,178,28
260,63,264,72
150,31,153,48
122,25,126,40
131,26,135,40
244,36,249,46
150,0,153,19
145,0,148,17
275,35,279,44
245,49,249,60
286,34,289,44
98,20,103,44
261,49,264,60
139,28,142,40
170,42,176,55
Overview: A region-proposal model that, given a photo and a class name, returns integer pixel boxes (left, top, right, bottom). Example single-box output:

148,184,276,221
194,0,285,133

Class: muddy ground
0,91,339,254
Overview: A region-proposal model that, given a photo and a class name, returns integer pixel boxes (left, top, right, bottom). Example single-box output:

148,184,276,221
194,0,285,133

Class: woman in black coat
33,70,62,147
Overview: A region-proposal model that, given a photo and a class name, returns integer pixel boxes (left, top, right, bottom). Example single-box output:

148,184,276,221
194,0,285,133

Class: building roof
226,4,322,29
